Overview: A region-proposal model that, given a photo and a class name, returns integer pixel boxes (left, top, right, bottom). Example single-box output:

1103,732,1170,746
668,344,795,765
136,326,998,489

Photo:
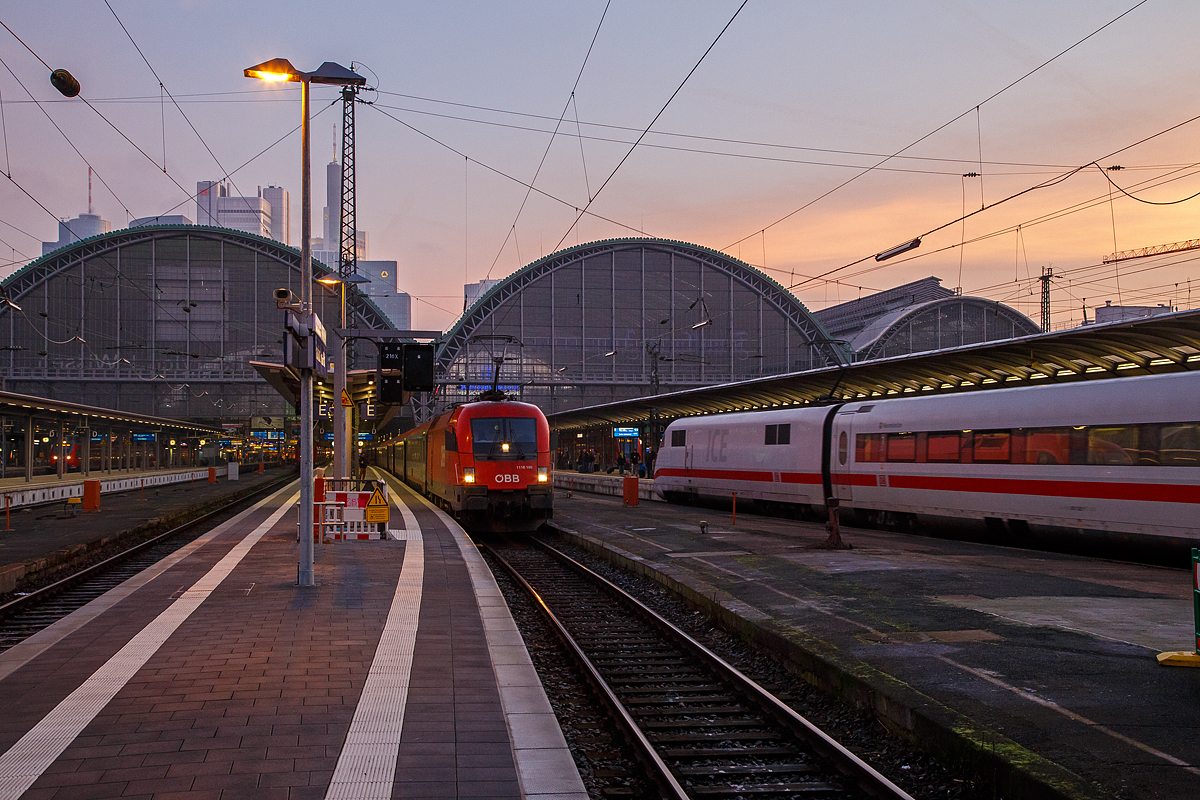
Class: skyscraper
196,181,288,244
261,185,290,245
41,213,111,255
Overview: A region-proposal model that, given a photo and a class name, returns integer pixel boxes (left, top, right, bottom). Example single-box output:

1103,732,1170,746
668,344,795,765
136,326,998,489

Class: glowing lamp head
501,442,510,453
537,467,549,483
244,58,301,83
463,467,475,484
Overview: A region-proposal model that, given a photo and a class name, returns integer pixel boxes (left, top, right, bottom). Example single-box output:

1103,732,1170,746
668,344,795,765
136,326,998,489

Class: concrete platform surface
549,489,1200,800
0,468,290,596
0,472,584,799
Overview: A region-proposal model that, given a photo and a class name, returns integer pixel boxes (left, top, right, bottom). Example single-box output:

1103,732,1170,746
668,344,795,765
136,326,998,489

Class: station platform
0,471,585,799
0,467,291,596
549,488,1200,800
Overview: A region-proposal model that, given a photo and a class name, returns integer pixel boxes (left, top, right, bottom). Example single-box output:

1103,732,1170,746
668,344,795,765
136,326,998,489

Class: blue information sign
132,433,156,442
613,427,639,439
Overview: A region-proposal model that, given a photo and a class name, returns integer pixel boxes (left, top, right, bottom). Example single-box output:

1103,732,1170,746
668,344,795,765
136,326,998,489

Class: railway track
485,538,914,800
0,475,294,653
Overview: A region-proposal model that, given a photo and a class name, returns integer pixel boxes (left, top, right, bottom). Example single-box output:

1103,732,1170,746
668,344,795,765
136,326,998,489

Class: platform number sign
378,342,404,371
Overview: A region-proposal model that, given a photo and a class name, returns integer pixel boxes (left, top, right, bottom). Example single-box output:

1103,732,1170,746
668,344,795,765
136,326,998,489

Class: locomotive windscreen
470,417,538,460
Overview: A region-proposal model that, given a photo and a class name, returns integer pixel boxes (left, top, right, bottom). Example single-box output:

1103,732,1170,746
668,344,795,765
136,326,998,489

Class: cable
482,0,611,282
101,0,249,200
0,55,133,218
552,0,749,252
368,104,646,237
722,0,1152,253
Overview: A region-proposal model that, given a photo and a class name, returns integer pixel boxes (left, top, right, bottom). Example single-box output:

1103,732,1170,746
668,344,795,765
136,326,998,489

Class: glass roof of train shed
547,308,1200,429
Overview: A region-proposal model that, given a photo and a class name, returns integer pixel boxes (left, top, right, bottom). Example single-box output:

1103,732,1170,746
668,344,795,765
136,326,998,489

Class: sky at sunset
2,0,1198,332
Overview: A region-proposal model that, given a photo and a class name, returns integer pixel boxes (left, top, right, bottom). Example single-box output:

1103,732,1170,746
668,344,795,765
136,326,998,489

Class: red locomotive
376,395,553,532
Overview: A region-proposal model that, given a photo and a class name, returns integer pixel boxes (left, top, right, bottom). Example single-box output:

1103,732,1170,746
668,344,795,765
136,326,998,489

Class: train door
826,406,854,504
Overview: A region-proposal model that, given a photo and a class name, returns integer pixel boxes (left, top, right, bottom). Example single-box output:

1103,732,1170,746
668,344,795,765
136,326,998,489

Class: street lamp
246,58,364,588
317,272,370,481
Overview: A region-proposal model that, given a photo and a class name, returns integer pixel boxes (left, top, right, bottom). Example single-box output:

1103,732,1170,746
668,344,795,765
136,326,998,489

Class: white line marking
0,492,298,800
324,522,423,799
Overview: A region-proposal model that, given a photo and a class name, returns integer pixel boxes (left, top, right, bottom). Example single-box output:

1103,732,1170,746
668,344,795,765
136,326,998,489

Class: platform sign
364,488,390,523
323,432,335,441
131,433,156,442
252,431,284,440
613,427,639,439
357,432,374,441
359,402,376,420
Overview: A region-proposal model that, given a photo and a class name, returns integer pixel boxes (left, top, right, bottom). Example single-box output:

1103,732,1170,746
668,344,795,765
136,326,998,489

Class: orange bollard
83,479,101,512
208,467,216,484
732,491,737,526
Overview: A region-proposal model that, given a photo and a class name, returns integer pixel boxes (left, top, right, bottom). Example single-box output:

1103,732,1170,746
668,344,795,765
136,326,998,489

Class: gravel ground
524,531,991,800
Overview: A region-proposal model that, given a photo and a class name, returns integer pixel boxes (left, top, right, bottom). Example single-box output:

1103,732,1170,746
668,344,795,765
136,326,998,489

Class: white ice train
653,371,1200,540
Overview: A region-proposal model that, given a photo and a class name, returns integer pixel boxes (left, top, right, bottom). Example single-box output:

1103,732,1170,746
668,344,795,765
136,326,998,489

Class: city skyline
2,1,1198,332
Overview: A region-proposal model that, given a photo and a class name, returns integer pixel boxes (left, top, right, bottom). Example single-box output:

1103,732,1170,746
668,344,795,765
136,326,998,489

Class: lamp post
317,272,370,482
246,58,364,587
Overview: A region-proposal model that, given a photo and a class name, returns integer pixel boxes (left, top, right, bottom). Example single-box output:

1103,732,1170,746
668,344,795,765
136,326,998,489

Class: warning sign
365,488,390,523
341,388,354,407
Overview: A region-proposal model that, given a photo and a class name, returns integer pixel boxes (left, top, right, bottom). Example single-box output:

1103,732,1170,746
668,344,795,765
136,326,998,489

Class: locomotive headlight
537,467,549,483
463,468,475,484
501,442,510,452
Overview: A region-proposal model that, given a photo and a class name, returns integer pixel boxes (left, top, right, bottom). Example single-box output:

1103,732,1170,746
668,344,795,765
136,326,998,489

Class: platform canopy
547,309,1200,429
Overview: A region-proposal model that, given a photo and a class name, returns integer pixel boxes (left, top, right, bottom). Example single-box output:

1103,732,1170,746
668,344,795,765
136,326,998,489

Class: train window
855,433,884,463
1023,428,1070,464
764,423,791,445
671,429,687,447
973,431,1011,462
445,428,458,453
1087,427,1136,466
1161,423,1200,466
838,431,848,465
886,433,917,462
470,418,538,460
926,432,962,462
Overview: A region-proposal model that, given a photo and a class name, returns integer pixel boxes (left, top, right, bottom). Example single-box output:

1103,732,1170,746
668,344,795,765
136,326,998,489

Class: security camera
274,288,299,309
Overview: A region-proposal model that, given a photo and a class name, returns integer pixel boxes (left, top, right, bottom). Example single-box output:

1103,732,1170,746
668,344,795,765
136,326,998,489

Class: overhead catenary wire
369,104,647,238
482,0,612,282
551,0,749,252
722,0,1151,254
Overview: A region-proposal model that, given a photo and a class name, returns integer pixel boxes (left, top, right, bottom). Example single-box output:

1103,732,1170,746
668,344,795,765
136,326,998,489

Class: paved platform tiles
550,490,1200,800
0,473,585,799
0,468,291,593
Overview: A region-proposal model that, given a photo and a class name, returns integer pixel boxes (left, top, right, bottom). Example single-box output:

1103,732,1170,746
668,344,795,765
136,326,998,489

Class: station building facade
0,224,392,422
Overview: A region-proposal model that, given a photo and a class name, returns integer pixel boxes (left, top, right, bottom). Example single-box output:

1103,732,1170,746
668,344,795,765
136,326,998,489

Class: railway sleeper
659,746,799,758
674,763,821,777
649,730,787,743
686,783,841,796
637,718,765,729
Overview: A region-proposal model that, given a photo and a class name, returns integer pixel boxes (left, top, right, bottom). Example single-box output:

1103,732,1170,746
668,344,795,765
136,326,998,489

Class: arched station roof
0,224,391,419
849,296,1041,360
435,238,848,413
439,237,846,372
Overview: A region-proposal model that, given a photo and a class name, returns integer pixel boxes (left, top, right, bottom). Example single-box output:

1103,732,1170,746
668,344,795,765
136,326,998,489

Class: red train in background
374,396,553,532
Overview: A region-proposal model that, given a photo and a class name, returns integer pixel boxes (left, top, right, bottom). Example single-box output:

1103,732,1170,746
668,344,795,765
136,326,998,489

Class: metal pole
334,284,347,480
298,75,315,587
